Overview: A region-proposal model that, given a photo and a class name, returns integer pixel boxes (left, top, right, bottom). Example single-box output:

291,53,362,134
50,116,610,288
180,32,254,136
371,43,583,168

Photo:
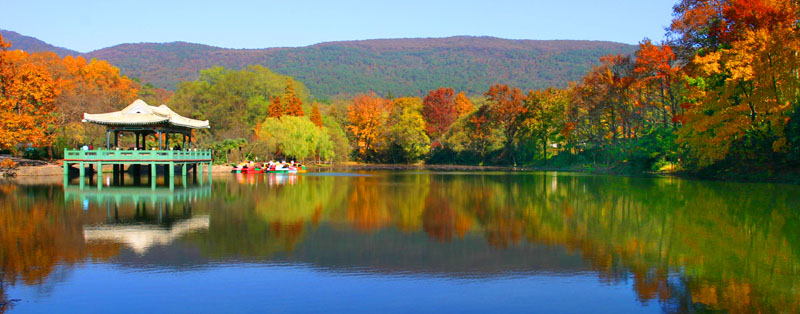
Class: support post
158,131,162,150
106,130,111,149
79,162,85,179
199,163,204,185
96,162,103,189
63,161,69,186
181,163,187,177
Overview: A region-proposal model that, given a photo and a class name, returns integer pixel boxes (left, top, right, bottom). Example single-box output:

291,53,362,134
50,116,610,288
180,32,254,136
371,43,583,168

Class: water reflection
0,172,799,313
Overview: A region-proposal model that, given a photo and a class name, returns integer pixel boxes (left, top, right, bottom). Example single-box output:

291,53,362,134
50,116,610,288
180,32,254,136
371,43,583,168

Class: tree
671,0,800,167
0,35,59,154
284,79,304,116
384,97,430,162
268,96,283,118
259,116,334,162
634,39,686,128
454,91,474,117
525,88,569,164
169,65,309,140
484,84,529,165
310,102,323,128
422,87,457,141
346,93,391,160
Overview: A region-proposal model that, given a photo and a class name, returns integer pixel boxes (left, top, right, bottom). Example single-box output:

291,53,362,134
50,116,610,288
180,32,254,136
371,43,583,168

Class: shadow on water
0,171,798,313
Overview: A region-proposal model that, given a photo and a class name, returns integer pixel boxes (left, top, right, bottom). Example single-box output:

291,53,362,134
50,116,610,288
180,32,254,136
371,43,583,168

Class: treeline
0,33,170,158
330,0,800,177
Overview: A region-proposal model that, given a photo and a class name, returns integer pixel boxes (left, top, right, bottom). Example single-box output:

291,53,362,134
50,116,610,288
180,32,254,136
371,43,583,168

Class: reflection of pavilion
65,184,213,254
83,216,209,255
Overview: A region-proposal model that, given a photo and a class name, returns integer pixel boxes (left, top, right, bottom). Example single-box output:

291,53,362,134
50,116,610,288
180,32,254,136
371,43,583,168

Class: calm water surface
0,171,798,313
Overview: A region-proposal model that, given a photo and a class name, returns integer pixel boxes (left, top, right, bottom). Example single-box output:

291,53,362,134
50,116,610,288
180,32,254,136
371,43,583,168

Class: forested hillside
0,29,79,57
0,30,634,98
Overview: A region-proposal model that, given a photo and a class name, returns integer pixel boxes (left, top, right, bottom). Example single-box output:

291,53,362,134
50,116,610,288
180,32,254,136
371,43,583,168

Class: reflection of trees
225,172,798,313
0,183,121,313
498,175,800,314
326,173,800,313
187,175,348,258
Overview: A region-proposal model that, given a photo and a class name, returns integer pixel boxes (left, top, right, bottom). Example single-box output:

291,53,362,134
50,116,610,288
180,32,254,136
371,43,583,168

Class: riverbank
316,163,527,172
3,156,798,184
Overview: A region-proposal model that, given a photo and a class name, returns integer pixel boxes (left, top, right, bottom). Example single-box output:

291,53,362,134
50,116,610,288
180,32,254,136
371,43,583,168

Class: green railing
64,148,212,162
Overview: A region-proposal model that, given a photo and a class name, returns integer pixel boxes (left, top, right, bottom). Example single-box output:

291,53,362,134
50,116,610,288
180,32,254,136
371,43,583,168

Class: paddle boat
267,163,289,173
231,162,263,174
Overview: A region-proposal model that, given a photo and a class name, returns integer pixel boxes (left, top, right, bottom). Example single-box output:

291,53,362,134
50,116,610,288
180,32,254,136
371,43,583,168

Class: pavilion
63,99,213,188
82,99,210,150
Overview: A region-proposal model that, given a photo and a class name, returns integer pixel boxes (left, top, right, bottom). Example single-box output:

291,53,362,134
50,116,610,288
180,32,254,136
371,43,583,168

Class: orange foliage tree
268,95,283,118
310,102,323,128
671,0,800,166
484,84,529,164
346,93,392,160
454,91,474,117
0,34,59,154
283,79,304,116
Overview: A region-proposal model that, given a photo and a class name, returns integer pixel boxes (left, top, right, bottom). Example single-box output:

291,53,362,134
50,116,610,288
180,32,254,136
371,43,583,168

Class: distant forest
0,30,634,98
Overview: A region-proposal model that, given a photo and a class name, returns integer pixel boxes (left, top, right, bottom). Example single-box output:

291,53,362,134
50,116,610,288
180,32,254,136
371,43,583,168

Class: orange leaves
0,33,140,153
268,95,283,118
283,79,304,117
346,93,391,157
671,0,800,165
310,102,323,128
453,91,474,117
0,35,59,152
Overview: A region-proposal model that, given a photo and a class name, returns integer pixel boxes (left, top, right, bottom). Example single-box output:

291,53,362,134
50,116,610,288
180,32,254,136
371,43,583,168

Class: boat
232,162,263,174
267,163,289,173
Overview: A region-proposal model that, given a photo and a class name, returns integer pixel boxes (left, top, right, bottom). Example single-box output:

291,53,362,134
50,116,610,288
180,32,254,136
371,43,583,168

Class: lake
0,171,798,313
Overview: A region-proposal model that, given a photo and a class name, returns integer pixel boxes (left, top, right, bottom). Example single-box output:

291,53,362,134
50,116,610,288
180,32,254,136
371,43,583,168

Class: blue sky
1,0,676,52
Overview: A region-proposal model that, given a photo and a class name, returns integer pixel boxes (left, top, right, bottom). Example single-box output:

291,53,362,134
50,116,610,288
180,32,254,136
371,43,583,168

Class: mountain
1,30,636,98
0,29,79,57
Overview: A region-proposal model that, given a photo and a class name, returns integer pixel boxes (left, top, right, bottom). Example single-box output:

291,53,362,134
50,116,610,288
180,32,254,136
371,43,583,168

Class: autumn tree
634,39,686,128
283,79,304,116
422,87,457,141
671,0,800,167
310,102,323,128
346,93,392,160
268,96,283,118
0,35,59,154
484,84,529,165
454,91,474,117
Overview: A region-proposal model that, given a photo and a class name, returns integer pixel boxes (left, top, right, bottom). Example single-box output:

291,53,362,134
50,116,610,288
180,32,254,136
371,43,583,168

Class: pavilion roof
82,99,210,129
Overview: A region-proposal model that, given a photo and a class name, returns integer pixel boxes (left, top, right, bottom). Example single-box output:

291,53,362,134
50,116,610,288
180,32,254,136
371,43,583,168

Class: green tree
384,97,430,162
259,116,333,162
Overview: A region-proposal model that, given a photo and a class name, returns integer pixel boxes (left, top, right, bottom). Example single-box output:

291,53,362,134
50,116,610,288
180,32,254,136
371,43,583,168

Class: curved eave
82,118,169,126
82,118,210,129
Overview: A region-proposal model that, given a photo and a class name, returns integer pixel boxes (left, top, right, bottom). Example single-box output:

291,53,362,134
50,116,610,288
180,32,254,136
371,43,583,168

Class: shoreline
3,161,798,185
